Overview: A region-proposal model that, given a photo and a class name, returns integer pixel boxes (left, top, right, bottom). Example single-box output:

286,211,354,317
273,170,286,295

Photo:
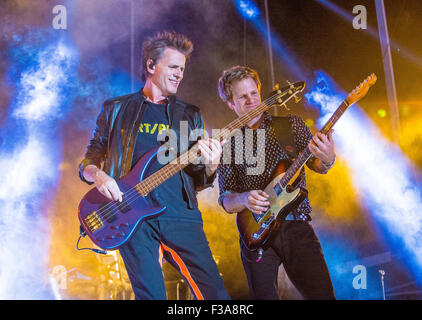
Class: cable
76,227,108,255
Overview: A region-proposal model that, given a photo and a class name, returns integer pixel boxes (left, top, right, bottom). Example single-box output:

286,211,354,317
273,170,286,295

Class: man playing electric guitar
217,66,336,299
79,31,230,300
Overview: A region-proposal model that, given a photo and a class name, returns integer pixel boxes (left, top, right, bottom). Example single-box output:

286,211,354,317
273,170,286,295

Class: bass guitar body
236,160,308,250
78,146,166,250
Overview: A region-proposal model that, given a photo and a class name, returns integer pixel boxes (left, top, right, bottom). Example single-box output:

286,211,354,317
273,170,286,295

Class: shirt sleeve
217,142,245,210
78,102,110,184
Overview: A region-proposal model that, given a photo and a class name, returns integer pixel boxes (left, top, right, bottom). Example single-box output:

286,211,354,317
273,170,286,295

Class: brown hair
141,31,194,81
217,66,261,104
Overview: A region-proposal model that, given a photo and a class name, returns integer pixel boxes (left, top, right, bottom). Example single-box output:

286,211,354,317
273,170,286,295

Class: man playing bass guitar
217,66,336,300
79,31,230,300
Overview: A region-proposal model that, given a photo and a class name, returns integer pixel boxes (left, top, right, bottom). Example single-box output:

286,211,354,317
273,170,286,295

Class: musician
217,66,336,299
79,31,230,300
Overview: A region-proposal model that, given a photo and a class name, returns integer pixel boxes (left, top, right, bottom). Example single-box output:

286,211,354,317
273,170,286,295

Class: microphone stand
379,269,386,300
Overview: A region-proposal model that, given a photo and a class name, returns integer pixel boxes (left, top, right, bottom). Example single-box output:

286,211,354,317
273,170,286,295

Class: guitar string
85,92,286,228
251,101,350,232
86,92,286,222
86,90,302,229
126,85,365,237
86,91,301,229
98,76,365,225
279,101,349,187
234,91,366,241
133,97,347,205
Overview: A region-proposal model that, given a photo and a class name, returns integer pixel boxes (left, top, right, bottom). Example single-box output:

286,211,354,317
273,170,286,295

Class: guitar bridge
253,210,273,224
84,211,104,232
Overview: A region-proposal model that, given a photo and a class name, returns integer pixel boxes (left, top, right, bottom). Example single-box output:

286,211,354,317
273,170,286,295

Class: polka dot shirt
217,112,316,221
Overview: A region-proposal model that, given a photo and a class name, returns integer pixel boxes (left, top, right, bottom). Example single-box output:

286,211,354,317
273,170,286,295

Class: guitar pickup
261,214,275,228
252,210,272,224
273,183,282,196
118,195,131,213
97,196,131,224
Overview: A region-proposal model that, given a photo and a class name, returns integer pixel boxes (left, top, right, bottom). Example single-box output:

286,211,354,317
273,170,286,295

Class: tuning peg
294,95,302,103
281,103,291,111
273,83,279,91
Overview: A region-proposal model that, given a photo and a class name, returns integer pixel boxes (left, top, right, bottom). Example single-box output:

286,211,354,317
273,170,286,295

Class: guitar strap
271,116,298,159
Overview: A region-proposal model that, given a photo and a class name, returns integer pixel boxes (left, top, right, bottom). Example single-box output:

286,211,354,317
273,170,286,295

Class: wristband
322,155,336,170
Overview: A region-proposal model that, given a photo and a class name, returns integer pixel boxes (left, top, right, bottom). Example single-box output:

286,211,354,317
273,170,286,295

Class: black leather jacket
79,90,215,209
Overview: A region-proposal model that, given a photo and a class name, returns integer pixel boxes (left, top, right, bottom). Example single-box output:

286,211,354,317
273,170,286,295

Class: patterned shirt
217,112,317,221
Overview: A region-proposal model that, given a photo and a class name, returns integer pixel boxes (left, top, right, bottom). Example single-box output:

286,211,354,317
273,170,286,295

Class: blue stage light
234,0,260,20
306,71,422,288
0,29,78,299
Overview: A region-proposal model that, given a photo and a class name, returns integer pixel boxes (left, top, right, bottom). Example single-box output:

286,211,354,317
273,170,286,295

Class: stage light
306,71,422,287
234,0,260,20
401,105,410,117
0,33,77,299
234,0,308,80
377,109,387,118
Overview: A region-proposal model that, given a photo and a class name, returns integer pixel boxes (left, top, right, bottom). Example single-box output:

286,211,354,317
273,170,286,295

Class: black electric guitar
78,81,306,251
236,74,377,252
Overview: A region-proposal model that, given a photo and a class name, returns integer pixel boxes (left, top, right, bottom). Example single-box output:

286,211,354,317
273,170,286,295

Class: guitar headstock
346,73,377,106
269,81,306,106
274,81,306,96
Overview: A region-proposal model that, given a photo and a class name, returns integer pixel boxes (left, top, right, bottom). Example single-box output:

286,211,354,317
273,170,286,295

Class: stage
0,0,421,301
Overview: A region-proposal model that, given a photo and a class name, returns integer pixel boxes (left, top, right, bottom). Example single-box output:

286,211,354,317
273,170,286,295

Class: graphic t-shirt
131,101,202,223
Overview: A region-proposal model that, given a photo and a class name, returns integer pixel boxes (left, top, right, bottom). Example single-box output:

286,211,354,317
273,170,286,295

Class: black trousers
119,219,230,300
240,221,335,300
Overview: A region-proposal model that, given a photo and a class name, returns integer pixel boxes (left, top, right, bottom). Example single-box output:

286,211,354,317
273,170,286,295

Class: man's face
149,47,186,96
228,77,261,118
